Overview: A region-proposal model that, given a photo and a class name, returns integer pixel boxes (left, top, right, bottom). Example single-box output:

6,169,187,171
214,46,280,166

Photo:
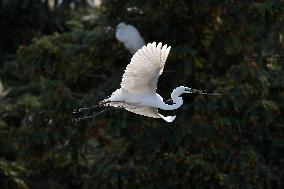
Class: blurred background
0,0,284,188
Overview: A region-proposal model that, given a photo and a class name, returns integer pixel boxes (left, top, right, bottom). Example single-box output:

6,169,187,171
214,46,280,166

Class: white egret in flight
115,22,145,54
74,42,220,122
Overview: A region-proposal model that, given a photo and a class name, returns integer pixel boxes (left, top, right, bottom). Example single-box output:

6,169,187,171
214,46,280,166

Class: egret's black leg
73,100,128,114
73,107,119,122
73,100,142,122
73,104,102,114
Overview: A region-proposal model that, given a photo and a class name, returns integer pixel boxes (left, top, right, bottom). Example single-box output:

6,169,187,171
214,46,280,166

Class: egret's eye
184,88,191,92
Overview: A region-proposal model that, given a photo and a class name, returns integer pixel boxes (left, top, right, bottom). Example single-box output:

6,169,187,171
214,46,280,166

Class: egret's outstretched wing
125,106,176,123
121,42,171,94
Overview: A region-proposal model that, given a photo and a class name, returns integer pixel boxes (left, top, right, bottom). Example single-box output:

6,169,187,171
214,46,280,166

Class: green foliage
0,159,28,189
0,0,75,61
1,0,284,189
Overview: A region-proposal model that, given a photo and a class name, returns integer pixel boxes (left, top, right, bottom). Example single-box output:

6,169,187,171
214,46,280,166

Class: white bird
115,22,145,54
87,0,101,7
94,42,218,122
74,42,220,122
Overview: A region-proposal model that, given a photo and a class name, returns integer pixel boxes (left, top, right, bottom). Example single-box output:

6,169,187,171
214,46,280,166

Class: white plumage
115,22,145,54
74,42,220,122
101,42,194,122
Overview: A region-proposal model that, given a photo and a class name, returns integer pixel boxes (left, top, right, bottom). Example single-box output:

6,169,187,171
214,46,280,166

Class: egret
115,22,145,54
74,42,220,122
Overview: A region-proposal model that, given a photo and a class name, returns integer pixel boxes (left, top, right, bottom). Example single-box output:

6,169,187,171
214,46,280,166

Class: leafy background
0,0,283,188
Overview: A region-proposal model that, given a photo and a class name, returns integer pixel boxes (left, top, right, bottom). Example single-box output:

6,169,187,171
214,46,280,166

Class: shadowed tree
0,0,283,189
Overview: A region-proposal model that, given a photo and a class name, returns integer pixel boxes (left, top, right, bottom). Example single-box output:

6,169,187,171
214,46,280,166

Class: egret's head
116,22,126,30
175,86,192,94
174,86,221,96
171,86,192,98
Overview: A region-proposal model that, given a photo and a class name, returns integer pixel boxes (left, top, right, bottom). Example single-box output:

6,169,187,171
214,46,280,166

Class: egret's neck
159,88,184,110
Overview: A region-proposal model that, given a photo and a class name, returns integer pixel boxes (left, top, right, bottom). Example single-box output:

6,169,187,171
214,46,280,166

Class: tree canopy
0,0,283,188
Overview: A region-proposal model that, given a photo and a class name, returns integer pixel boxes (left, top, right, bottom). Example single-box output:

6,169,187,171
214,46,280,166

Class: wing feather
125,106,176,122
121,42,171,94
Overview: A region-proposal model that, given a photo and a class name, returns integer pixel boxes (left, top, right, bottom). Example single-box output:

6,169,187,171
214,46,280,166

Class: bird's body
106,88,164,107
115,22,145,54
74,42,219,122
101,42,194,122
